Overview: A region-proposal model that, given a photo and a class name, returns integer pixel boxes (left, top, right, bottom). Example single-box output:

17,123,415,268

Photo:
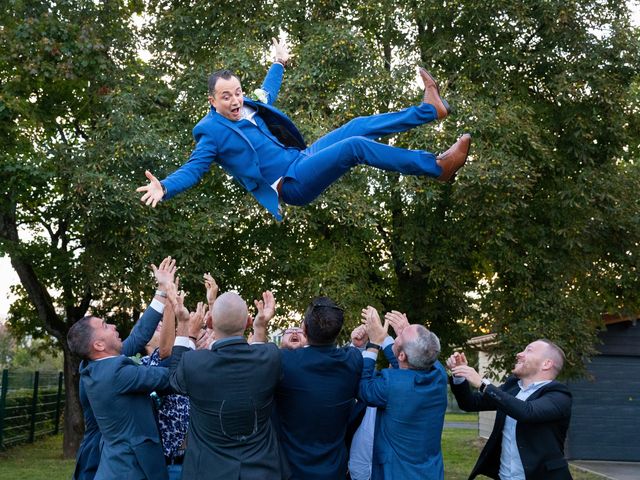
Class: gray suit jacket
170,337,286,479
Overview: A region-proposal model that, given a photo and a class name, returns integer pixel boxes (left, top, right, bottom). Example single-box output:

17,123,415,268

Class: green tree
143,0,640,374
0,0,174,457
2,0,639,460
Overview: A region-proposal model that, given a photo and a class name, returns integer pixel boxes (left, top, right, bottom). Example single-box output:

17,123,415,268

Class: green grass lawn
0,423,606,480
443,414,605,480
0,434,74,480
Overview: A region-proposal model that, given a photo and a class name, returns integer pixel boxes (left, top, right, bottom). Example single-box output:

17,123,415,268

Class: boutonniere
129,353,142,365
249,88,268,103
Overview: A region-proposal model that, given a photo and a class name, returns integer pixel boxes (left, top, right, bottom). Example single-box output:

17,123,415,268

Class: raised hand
350,324,369,348
385,310,410,337
151,256,177,290
445,351,468,371
254,290,276,329
450,364,482,388
272,37,290,65
196,328,216,350
361,306,388,345
136,170,164,208
203,273,219,307
188,301,208,339
173,286,190,325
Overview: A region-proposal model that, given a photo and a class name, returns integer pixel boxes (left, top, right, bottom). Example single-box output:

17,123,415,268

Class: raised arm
122,256,176,356
257,38,291,105
251,290,276,343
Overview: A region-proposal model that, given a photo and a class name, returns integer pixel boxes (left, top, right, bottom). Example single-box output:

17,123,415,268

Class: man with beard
448,339,572,480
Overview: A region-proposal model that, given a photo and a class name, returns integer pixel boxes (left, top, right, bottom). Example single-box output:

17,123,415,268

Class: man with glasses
280,326,307,350
274,297,363,479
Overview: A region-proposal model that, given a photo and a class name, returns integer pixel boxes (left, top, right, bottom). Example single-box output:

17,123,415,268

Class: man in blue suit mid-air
137,39,471,220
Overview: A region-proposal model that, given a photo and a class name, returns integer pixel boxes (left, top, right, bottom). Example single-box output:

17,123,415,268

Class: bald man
448,339,572,480
168,291,287,479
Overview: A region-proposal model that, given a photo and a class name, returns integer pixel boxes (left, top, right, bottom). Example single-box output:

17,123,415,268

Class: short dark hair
208,69,239,96
67,316,96,360
303,296,344,345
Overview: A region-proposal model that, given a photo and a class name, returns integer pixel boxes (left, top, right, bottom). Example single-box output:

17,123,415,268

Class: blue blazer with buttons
359,355,448,480
73,304,163,480
161,63,306,221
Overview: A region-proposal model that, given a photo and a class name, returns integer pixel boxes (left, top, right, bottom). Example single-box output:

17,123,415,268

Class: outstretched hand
136,170,164,208
450,364,482,388
203,273,219,307
384,310,409,337
253,291,276,330
361,306,388,345
350,325,369,348
272,37,290,65
151,256,177,290
252,291,275,343
445,351,468,371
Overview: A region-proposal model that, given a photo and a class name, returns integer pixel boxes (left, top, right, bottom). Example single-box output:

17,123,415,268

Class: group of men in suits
68,254,573,480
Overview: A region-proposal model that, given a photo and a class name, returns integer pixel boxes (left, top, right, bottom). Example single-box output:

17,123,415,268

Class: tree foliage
1,0,639,455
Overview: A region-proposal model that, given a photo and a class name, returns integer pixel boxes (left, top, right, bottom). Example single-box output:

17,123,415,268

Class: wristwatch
365,342,382,351
479,378,491,393
155,289,167,298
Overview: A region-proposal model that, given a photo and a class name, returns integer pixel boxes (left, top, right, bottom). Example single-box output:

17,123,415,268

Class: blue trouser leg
281,136,441,206
304,103,438,154
280,103,442,206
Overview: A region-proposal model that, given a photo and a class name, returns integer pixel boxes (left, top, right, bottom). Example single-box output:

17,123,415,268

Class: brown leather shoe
436,134,471,183
419,67,451,120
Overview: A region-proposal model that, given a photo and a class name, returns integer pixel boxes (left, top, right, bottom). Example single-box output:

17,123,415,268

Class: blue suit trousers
281,103,441,205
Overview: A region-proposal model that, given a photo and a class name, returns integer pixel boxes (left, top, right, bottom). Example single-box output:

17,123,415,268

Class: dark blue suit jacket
161,63,306,220
73,304,163,480
275,345,363,480
359,355,448,480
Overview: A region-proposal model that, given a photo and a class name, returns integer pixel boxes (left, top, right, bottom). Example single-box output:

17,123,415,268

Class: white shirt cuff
174,336,195,350
381,336,394,350
149,298,165,314
452,376,466,385
362,351,378,361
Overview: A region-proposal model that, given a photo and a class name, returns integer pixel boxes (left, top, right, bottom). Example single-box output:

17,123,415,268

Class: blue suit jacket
73,304,163,480
161,63,306,220
359,356,448,480
275,345,363,480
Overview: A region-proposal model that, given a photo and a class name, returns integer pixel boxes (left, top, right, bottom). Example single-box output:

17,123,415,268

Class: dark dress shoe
419,67,451,120
436,134,471,183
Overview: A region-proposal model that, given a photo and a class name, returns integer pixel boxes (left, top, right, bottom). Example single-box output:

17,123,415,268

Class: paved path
571,460,640,480
444,421,476,429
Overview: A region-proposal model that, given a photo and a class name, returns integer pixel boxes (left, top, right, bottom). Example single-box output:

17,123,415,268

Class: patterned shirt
141,348,190,459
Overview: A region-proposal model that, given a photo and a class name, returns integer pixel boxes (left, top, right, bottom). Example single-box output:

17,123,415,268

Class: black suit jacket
450,375,573,480
170,337,286,479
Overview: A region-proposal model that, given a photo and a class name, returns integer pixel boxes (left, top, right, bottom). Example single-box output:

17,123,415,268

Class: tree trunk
62,345,83,459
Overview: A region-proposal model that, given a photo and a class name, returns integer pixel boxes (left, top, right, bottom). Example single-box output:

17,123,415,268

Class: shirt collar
517,379,552,392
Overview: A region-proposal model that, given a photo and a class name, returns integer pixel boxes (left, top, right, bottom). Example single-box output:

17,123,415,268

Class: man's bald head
212,291,248,337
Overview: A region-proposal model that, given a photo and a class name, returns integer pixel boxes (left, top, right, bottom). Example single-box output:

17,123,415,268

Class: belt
165,454,184,465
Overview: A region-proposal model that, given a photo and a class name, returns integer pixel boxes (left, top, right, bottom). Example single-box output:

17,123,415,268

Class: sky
1,3,639,322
